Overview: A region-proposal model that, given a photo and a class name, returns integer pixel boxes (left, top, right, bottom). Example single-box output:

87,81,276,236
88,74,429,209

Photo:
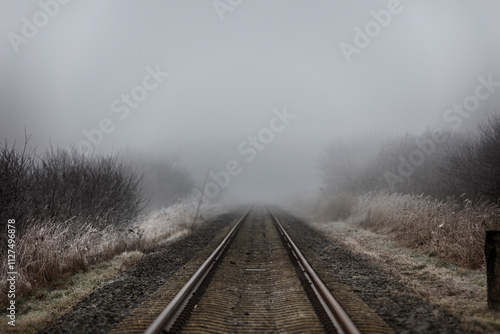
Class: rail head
268,208,361,334
144,207,359,334
144,210,250,334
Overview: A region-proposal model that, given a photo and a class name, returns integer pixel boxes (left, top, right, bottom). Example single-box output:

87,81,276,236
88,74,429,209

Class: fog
1,0,500,205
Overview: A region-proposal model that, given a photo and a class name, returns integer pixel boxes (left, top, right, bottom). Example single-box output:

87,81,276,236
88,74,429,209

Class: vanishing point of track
144,207,360,334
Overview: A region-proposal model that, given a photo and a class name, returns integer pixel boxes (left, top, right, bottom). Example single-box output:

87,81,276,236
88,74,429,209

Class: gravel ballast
276,209,473,334
39,213,238,334
39,209,475,333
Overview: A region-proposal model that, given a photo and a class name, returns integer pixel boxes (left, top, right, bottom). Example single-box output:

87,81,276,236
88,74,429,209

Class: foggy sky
1,0,500,203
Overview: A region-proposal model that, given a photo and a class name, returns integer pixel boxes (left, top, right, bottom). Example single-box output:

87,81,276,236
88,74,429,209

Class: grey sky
1,0,500,203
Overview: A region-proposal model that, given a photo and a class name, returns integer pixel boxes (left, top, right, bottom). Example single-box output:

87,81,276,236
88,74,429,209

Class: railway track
143,207,360,334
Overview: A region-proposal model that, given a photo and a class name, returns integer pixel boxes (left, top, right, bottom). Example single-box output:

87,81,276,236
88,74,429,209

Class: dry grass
0,201,203,303
0,219,122,298
0,251,143,334
131,201,199,252
312,220,500,333
0,200,214,332
341,193,500,269
0,197,229,333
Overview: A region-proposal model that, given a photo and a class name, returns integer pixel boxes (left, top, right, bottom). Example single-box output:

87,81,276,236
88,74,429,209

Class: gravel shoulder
38,212,238,334
310,219,500,333
37,209,498,333
276,209,481,334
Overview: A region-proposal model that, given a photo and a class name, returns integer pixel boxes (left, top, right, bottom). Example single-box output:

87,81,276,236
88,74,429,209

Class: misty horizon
2,0,500,204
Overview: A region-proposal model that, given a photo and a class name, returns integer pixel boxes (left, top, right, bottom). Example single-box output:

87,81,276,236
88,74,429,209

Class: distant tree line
319,115,500,203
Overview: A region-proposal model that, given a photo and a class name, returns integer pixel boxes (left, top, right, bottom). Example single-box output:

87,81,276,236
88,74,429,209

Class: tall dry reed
344,193,500,269
0,203,198,302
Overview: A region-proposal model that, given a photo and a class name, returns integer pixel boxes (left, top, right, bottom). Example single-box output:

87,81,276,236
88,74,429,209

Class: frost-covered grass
0,198,220,303
320,193,500,269
131,201,195,252
0,251,143,334
130,199,224,251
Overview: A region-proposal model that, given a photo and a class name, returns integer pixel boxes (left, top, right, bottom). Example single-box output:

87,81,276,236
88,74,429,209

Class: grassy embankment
0,143,196,333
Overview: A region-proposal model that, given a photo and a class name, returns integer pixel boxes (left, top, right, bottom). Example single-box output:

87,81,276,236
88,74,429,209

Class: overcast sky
1,0,500,203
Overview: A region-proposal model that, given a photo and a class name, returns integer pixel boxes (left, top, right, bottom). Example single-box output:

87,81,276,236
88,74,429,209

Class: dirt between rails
274,209,475,334
38,212,239,334
181,211,325,333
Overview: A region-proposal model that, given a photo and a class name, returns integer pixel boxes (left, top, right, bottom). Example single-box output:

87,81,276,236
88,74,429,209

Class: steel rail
144,210,250,334
268,208,361,334
145,207,359,334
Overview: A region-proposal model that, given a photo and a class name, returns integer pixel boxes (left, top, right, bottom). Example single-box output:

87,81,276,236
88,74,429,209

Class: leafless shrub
0,139,198,302
0,143,146,243
443,115,500,202
320,116,500,203
0,138,36,235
